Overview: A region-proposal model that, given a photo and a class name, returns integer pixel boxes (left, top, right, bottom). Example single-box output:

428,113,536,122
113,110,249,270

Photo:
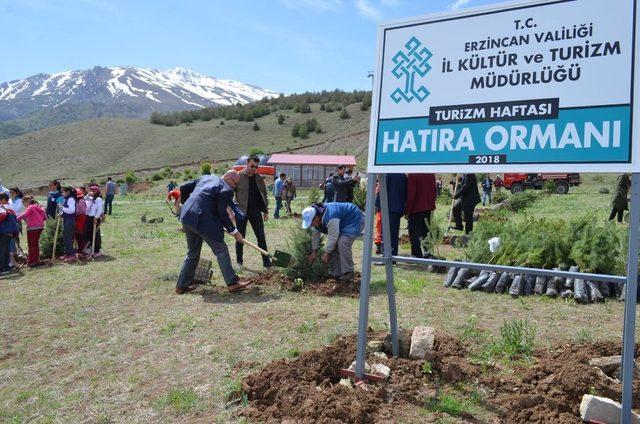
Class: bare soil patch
249,271,362,298
240,332,640,423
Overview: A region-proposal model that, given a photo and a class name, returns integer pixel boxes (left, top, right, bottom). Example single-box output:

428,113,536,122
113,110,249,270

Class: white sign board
367,0,640,173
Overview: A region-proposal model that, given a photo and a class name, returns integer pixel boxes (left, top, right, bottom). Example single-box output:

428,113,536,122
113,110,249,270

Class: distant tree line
149,89,370,127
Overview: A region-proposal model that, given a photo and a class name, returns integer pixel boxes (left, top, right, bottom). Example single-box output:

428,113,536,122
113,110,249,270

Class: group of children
0,179,105,275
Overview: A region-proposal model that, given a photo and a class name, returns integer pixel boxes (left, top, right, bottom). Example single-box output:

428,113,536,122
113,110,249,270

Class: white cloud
448,0,471,10
355,0,381,20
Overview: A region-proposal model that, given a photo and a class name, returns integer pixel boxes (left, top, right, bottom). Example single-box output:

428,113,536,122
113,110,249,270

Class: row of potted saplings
443,266,628,304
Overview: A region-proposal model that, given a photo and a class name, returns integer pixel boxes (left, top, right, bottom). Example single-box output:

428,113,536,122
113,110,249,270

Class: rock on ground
370,363,391,380
366,340,384,353
409,326,436,360
589,355,622,375
580,394,640,424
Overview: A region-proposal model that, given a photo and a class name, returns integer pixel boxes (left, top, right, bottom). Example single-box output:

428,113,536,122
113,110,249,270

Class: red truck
502,173,581,195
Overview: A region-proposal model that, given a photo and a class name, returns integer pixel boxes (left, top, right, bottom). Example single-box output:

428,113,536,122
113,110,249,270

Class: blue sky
0,0,504,93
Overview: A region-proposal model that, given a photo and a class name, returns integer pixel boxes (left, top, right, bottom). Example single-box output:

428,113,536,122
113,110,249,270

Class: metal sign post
355,0,640,421
621,173,640,424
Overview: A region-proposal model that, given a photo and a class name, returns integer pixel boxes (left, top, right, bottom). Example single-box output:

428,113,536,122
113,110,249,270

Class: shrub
352,185,367,211
277,114,285,124
340,109,350,119
291,124,300,137
492,190,509,204
40,217,64,258
116,179,125,184
571,220,622,274
298,124,309,139
201,162,212,175
162,167,173,178
151,173,163,181
220,120,224,125
464,215,626,272
319,103,326,111
299,103,311,113
325,104,334,112
252,122,260,131
249,148,265,155
543,179,555,194
125,171,137,184
308,187,320,204
507,191,537,212
284,228,327,282
360,93,372,110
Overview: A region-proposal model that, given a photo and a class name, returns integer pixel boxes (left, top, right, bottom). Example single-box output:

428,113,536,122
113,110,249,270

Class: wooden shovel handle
242,239,271,257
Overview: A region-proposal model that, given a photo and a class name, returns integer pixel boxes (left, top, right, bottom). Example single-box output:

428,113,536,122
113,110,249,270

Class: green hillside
3,103,370,188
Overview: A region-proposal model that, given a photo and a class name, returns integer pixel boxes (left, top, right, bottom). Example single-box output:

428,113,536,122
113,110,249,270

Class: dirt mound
250,271,361,298
483,341,640,424
241,332,471,423
241,332,640,423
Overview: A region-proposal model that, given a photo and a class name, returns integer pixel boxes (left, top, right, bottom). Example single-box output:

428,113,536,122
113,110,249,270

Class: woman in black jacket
452,173,481,234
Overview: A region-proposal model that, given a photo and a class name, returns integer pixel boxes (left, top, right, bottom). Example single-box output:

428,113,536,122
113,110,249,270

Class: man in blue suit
176,171,251,294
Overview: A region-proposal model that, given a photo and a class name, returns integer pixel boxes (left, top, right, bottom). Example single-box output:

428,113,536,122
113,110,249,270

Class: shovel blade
272,250,293,268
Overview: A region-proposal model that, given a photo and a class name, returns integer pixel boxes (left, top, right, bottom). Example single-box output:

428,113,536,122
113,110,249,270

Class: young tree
300,103,311,114
298,124,309,139
291,123,300,137
277,114,285,125
340,109,350,119
252,122,260,131
201,162,212,175
125,171,137,184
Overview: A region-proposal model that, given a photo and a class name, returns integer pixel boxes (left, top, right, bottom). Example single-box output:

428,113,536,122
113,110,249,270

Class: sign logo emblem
390,36,432,104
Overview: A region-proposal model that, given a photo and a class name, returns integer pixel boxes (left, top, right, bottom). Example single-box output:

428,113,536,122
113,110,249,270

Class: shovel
242,239,293,268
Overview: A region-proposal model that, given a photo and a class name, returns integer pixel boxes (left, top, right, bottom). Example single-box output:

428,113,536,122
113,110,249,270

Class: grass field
0,175,637,423
2,103,370,189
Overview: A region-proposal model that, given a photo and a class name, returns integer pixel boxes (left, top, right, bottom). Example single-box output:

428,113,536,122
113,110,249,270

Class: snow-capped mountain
0,66,279,122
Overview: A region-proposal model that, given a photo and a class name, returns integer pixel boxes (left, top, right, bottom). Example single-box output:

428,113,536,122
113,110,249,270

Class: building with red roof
267,153,357,187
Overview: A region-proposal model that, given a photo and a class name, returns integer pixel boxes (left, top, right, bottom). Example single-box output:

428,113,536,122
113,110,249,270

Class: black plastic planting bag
451,268,470,290
523,274,536,296
574,278,589,304
545,268,562,298
509,275,524,297
599,281,611,298
482,272,500,292
586,281,604,303
561,289,574,299
469,273,490,291
615,281,624,299
534,276,548,295
495,273,512,294
443,267,458,287
565,266,579,290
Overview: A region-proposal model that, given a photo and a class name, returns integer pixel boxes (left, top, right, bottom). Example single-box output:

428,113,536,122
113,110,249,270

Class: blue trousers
383,211,403,256
177,225,238,290
482,190,492,206
63,216,76,256
274,197,283,219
